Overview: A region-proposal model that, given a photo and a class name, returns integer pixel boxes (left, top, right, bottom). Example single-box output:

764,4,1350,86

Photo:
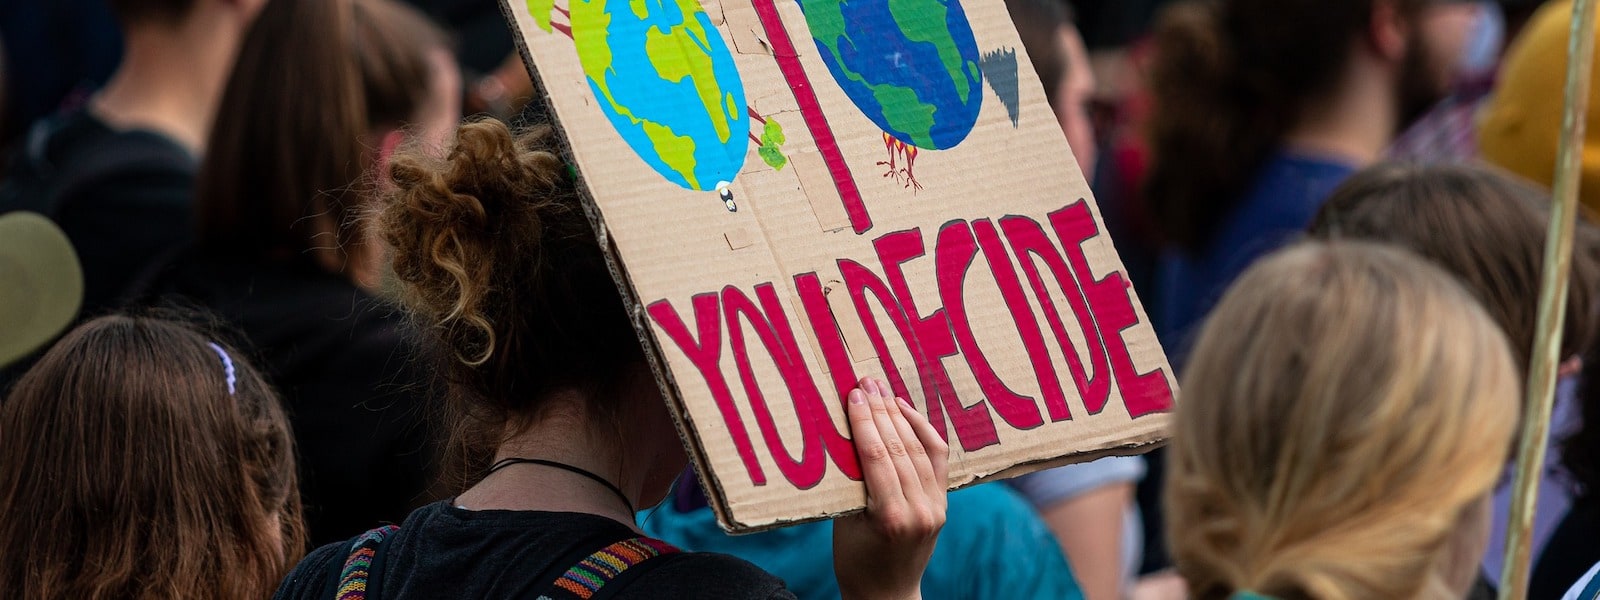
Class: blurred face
1397,1,1482,127
355,50,463,292
416,48,464,155
1055,25,1097,177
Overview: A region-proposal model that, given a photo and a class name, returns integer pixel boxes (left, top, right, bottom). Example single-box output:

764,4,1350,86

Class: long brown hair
195,0,446,277
377,118,646,484
1309,162,1600,372
0,315,304,599
1166,241,1518,599
1143,0,1424,253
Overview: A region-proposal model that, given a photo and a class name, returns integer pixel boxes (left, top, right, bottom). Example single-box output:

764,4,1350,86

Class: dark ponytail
1143,0,1421,253
196,0,367,271
196,0,445,276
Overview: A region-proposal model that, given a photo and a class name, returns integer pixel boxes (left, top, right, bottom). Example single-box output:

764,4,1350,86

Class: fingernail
849,390,865,405
898,397,913,411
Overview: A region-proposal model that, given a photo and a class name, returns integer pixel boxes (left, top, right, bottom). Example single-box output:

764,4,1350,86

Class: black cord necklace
486,457,636,515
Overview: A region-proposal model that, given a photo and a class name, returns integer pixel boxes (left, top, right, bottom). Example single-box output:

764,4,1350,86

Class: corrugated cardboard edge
494,0,745,534
729,428,1171,533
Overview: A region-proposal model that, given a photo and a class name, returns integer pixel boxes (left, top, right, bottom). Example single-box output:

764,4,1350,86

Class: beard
1396,30,1454,133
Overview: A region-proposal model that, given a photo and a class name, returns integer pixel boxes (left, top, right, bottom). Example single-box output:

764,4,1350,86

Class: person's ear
376,129,406,185
1368,0,1409,62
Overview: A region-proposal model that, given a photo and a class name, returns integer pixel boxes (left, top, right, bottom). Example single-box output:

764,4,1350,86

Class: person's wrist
839,583,921,600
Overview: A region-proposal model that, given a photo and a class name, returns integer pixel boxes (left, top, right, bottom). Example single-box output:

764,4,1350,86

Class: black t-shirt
274,502,796,599
0,110,196,316
139,252,436,547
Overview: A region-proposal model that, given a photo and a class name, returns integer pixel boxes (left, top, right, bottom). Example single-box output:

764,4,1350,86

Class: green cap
0,212,83,368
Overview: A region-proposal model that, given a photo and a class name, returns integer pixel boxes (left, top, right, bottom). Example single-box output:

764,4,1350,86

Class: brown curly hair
377,118,645,483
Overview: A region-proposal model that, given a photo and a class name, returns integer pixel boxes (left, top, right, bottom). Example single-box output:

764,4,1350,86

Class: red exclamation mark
748,0,872,234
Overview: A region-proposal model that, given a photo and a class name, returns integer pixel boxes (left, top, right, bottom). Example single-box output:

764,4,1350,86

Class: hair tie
1231,592,1278,600
207,342,238,396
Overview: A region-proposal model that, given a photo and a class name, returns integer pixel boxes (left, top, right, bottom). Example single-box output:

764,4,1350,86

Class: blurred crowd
2,0,1600,599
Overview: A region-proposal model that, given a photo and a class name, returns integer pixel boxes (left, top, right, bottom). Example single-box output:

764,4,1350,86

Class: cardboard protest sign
499,0,1177,531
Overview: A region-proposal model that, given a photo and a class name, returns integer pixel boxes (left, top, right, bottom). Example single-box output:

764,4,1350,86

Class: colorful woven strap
537,537,681,600
336,525,400,600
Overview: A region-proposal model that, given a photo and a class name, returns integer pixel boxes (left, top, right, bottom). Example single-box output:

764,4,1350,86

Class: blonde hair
1165,241,1519,600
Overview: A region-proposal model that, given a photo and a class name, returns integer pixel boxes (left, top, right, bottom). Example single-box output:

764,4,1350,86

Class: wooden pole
1499,1,1598,598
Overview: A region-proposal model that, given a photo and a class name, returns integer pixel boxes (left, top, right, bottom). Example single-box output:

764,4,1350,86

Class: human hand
832,377,950,600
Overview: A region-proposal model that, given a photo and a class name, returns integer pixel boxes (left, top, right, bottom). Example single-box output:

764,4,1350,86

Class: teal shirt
641,484,1084,600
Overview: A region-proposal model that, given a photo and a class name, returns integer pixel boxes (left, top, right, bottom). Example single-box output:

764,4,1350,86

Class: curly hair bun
376,117,648,481
380,119,573,366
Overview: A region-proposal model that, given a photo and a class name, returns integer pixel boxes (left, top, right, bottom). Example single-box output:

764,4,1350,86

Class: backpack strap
330,525,401,600
537,537,682,600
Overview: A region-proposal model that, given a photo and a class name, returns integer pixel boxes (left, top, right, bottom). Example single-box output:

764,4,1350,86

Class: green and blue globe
570,0,749,191
799,0,983,150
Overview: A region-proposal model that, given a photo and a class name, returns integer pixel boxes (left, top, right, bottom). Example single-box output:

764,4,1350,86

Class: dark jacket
0,110,195,316
143,252,438,546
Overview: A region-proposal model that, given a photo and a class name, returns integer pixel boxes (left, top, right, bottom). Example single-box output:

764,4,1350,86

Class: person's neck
455,400,652,531
1281,57,1397,168
91,16,243,154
